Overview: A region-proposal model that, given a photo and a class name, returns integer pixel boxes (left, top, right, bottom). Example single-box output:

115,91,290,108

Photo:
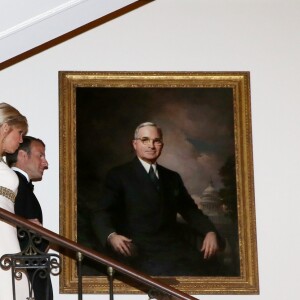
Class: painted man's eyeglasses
136,137,163,146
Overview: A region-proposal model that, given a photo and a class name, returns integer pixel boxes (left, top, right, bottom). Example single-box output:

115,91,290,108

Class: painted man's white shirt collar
137,157,159,178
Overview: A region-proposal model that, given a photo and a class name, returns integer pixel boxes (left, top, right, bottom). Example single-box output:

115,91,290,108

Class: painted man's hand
108,233,137,257
201,231,219,259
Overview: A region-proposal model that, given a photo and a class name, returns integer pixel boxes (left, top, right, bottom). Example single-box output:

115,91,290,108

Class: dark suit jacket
14,171,48,252
14,171,52,300
93,157,224,275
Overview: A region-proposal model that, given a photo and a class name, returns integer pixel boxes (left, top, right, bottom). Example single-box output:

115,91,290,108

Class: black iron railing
0,208,199,300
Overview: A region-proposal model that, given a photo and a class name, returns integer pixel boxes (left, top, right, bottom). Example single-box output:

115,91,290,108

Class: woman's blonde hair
0,102,28,134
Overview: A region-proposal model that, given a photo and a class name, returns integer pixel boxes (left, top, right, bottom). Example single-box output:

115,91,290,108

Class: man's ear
17,149,28,161
132,139,137,150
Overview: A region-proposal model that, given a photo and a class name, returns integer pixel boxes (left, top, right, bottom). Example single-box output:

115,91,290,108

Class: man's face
132,126,164,164
21,141,48,181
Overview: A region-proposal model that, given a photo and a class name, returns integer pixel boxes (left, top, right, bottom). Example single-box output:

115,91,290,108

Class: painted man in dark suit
6,136,53,300
93,122,225,276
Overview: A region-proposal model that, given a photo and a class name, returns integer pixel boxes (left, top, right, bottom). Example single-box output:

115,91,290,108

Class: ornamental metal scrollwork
0,227,61,300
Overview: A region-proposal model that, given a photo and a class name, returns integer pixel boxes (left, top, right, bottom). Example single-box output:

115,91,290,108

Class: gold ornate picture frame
59,71,259,294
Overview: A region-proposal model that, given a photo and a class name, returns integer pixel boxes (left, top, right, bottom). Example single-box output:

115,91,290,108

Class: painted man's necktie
149,165,160,190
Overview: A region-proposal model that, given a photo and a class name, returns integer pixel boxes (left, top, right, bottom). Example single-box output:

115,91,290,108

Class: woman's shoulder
0,161,19,193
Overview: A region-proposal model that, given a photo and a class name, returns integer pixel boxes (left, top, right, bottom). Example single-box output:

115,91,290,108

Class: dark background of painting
76,87,239,276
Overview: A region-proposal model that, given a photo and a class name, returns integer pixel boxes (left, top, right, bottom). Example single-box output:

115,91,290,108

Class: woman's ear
0,123,9,135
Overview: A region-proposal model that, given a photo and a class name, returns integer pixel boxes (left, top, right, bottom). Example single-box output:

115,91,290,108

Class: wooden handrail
0,207,199,300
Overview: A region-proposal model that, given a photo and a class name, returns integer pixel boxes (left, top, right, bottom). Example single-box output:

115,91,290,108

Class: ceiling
0,0,148,64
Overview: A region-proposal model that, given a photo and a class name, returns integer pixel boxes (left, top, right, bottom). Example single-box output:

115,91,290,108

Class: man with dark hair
6,136,53,300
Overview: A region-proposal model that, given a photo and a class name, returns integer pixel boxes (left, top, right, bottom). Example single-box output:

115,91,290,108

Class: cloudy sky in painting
76,87,235,197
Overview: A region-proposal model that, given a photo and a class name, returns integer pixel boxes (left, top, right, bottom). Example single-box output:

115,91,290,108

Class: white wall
1,0,300,299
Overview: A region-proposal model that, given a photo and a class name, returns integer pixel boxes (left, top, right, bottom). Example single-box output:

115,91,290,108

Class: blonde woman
0,102,29,300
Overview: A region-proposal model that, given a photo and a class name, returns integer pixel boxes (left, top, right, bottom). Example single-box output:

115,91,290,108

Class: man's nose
148,140,155,147
43,159,49,168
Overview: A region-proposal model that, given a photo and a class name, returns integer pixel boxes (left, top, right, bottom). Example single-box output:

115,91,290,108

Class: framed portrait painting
59,71,259,294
